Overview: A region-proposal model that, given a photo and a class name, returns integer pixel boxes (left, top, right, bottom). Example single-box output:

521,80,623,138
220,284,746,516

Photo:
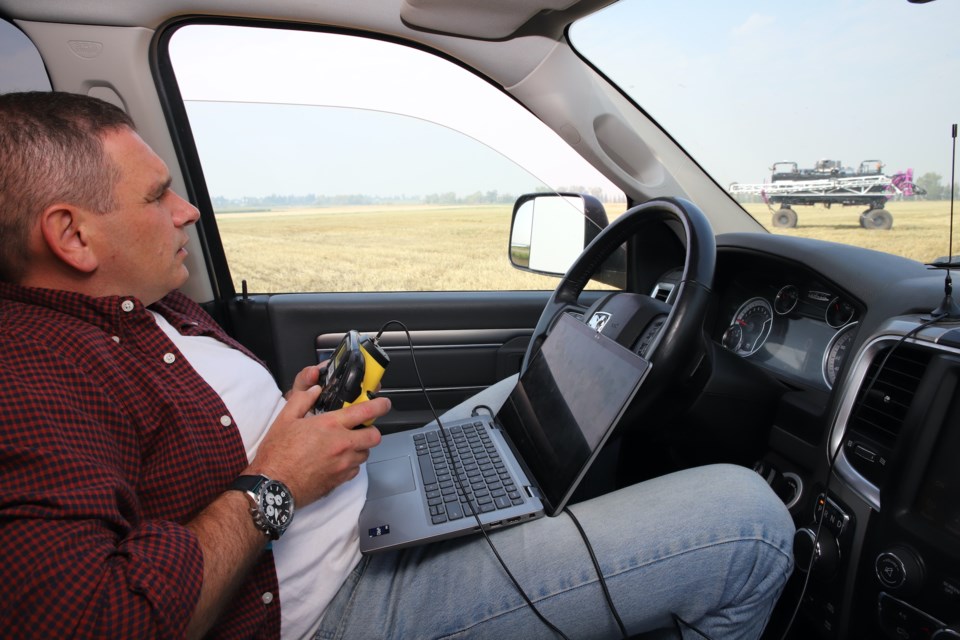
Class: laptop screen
497,313,650,513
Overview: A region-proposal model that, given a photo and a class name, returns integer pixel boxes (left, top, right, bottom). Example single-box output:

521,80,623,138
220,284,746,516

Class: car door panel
317,328,531,430
223,290,604,431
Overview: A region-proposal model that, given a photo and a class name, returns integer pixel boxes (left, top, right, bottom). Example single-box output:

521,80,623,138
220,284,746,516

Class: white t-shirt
152,312,365,639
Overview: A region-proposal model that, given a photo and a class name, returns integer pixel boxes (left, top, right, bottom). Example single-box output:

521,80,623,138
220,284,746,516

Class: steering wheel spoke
582,292,671,349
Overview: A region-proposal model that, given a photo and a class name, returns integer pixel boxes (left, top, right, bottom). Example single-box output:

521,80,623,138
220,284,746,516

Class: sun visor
400,0,579,39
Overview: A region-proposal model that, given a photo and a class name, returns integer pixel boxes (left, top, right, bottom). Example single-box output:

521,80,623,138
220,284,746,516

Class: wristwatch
229,475,295,540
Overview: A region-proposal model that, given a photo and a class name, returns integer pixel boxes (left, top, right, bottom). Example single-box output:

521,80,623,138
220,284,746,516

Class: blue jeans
315,463,795,639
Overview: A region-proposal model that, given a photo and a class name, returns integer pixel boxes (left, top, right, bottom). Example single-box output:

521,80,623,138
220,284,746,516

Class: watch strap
229,475,277,540
230,474,265,495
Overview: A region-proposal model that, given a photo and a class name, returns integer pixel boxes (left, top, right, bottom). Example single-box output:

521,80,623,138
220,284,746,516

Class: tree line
211,186,622,211
914,172,960,200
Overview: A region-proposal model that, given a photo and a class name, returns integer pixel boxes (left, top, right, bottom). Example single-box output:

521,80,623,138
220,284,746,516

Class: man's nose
172,191,200,227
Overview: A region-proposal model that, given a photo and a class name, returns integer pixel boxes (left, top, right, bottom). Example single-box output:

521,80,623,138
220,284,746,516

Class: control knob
794,527,839,581
875,546,924,595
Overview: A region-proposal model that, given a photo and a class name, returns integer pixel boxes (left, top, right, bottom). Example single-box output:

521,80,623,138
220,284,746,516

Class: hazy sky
571,0,960,188
0,20,50,92
171,27,617,200
181,101,556,200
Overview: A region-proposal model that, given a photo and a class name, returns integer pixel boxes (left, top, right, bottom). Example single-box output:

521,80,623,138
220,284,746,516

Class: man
0,91,795,639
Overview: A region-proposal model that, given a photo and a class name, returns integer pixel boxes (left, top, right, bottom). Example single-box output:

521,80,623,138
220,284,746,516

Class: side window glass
167,25,623,293
0,19,51,93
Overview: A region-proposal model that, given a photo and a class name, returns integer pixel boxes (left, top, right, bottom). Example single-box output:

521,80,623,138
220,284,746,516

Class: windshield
570,0,960,264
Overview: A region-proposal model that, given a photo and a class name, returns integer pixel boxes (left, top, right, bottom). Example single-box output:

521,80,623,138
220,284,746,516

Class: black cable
775,427,842,640
776,314,939,640
671,612,714,639
377,313,900,640
376,321,719,640
375,320,573,640
564,507,629,639
471,404,495,419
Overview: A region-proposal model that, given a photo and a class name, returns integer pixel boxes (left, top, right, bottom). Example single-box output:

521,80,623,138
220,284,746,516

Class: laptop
358,312,651,553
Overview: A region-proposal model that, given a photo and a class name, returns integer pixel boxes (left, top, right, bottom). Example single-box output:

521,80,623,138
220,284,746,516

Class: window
0,19,51,93
167,25,623,293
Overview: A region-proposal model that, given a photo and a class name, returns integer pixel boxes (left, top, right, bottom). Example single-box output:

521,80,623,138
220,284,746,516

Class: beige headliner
0,0,604,37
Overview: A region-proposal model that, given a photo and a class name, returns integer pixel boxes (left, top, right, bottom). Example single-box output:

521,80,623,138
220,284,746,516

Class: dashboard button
876,547,924,593
877,554,906,589
878,593,946,640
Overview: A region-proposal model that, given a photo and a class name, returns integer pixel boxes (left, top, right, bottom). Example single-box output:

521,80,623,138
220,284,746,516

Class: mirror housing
509,193,624,286
509,192,608,273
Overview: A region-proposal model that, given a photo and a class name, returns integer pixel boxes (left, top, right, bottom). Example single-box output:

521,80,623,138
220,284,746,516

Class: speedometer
822,322,857,389
725,297,773,357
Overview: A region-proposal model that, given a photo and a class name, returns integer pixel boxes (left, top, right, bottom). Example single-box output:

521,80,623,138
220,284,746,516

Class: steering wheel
521,197,716,419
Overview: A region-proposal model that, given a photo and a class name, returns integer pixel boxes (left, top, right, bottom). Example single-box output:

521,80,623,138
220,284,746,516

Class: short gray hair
0,91,135,282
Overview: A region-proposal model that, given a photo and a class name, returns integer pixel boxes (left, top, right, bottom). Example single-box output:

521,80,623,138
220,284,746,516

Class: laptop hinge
524,485,541,499
472,405,497,421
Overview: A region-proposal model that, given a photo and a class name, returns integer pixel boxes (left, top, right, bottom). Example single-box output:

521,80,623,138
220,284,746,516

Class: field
741,200,955,263
215,204,556,293
214,200,953,293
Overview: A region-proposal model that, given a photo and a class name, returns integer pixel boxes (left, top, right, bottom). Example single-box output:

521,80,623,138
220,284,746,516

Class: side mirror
509,193,609,275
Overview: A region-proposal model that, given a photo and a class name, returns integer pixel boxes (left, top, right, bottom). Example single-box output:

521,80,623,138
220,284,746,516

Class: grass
215,204,560,293
214,200,951,293
743,200,955,263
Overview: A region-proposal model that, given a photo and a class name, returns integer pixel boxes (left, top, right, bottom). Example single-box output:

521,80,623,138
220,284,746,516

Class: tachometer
822,322,857,389
725,297,773,357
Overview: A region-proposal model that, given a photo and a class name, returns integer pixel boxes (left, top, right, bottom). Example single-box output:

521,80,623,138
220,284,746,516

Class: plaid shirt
0,283,281,639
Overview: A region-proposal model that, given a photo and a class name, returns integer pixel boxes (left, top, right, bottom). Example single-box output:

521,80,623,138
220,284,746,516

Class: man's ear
37,204,99,274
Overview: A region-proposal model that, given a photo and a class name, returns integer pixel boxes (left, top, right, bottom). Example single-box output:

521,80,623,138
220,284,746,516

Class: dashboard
709,237,960,639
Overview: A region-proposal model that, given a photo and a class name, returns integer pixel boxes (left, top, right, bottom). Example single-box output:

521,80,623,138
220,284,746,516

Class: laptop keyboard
414,421,526,524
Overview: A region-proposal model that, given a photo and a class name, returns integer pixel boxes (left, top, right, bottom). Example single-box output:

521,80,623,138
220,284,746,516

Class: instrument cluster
718,279,861,391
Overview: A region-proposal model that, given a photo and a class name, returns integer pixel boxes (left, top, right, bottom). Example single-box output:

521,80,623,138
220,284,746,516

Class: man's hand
247,377,389,508
185,365,387,639
287,363,325,397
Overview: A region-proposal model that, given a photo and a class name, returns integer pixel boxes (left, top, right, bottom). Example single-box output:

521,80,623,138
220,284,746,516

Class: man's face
89,127,200,304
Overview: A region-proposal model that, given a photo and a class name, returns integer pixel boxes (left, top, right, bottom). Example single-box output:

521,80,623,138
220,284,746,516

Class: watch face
260,480,294,531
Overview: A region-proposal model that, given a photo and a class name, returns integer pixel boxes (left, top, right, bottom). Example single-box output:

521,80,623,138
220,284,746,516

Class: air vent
844,344,931,486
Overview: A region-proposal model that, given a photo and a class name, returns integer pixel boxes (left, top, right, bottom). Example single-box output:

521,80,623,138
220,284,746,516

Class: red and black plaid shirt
0,283,281,639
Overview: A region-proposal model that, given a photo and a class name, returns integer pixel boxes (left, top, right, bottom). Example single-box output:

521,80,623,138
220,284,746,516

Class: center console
794,322,960,638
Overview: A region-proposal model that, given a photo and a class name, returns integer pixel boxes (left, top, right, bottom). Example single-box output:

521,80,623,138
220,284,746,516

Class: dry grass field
214,200,952,293
742,200,955,263
215,204,556,293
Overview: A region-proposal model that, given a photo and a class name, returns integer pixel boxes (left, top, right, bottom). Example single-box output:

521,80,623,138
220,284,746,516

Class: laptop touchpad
367,456,416,499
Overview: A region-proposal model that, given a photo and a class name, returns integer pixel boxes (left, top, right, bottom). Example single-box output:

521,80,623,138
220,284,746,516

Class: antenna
929,123,960,320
